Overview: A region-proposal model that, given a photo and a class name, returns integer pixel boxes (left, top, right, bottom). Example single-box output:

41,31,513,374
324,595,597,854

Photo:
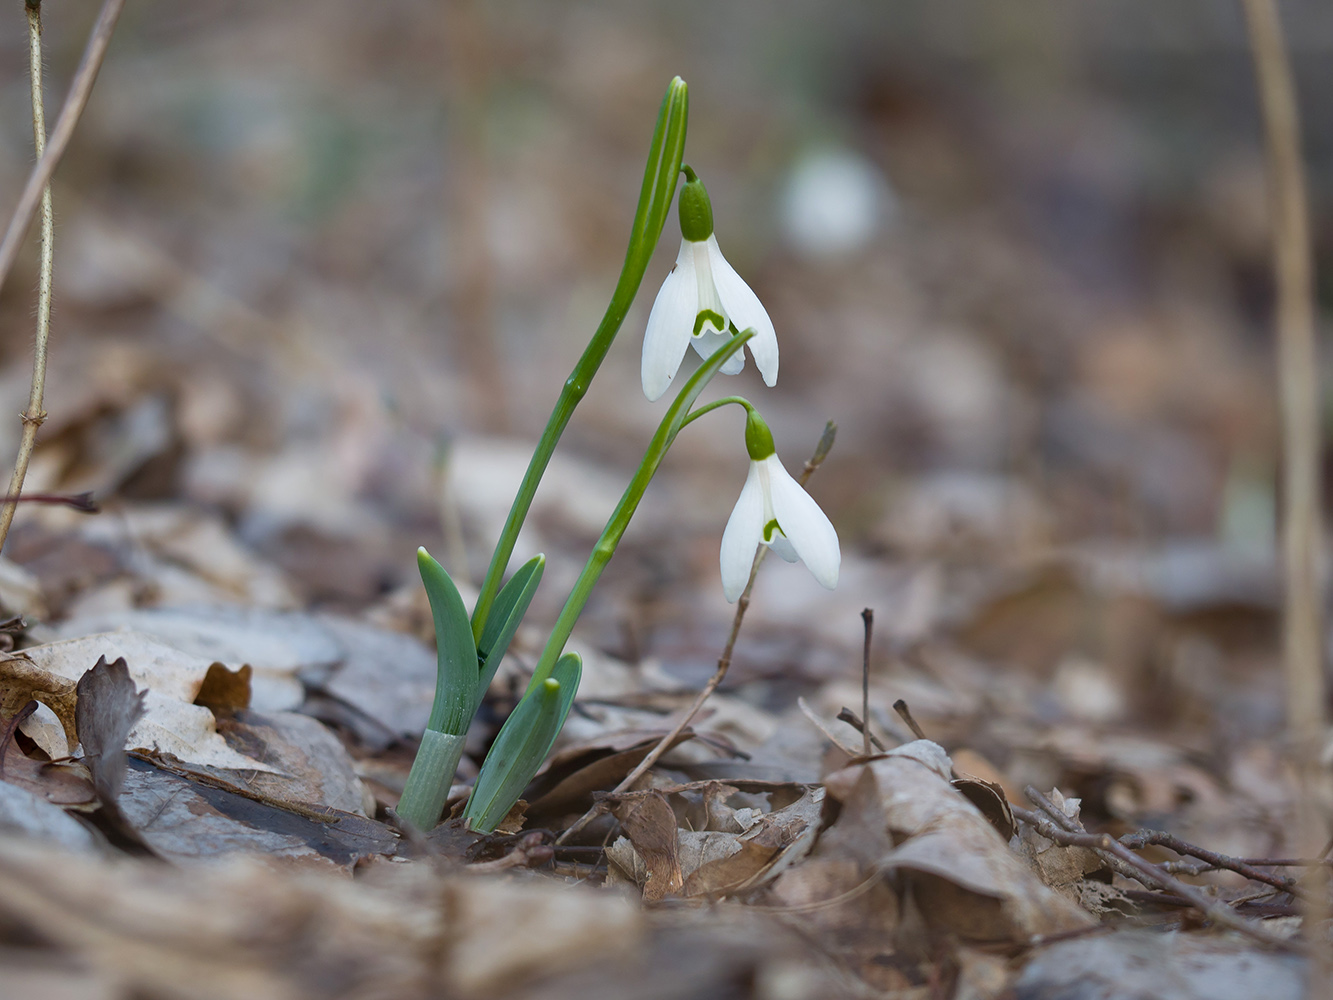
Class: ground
0,2,1329,998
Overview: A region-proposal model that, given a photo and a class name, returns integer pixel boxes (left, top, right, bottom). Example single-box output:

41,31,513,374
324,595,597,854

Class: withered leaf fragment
76,656,146,804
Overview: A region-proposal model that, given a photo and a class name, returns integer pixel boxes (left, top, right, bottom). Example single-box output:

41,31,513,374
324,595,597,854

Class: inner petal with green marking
694,309,726,336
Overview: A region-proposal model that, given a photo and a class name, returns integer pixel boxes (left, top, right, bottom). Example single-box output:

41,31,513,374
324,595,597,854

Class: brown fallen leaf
0,700,96,809
0,832,644,999
116,756,397,870
609,783,824,901
823,740,1096,947
21,632,272,772
524,729,695,824
0,653,79,747
75,656,147,804
613,790,682,902
1013,787,1109,896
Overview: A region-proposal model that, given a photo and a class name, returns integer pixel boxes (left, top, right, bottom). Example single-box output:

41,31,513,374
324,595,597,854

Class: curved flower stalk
642,167,778,401
719,408,839,602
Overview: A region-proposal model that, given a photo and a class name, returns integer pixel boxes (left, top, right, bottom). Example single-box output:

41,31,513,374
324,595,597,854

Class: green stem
525,329,755,693
470,77,689,642
679,395,752,429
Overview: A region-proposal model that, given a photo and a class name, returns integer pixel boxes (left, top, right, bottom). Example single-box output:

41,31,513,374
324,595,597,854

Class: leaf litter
0,4,1331,998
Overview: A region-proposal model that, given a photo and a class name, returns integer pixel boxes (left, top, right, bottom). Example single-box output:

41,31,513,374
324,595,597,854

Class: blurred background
0,0,1328,805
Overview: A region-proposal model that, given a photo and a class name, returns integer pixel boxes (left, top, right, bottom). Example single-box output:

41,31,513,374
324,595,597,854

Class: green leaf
474,554,544,708
394,729,468,832
463,652,582,832
418,547,481,735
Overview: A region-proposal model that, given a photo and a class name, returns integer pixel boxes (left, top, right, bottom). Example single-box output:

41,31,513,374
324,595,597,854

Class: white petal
691,326,746,375
767,531,800,563
763,455,840,590
641,240,698,401
719,462,765,602
706,235,778,387
692,240,726,328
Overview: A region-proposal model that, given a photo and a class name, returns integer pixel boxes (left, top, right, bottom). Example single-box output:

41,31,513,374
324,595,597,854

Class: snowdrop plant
397,76,839,835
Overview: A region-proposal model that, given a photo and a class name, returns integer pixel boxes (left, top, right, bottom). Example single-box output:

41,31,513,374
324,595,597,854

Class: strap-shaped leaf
394,729,468,832
463,651,582,832
418,547,480,735
474,553,544,709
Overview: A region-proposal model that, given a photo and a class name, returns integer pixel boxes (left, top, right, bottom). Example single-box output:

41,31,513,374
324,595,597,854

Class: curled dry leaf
1013,787,1109,894
75,655,146,804
611,790,682,902
608,782,823,901
18,632,273,772
822,740,1096,946
0,653,79,746
0,699,96,809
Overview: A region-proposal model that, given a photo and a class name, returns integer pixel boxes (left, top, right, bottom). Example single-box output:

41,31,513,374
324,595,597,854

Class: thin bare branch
1241,0,1324,742
0,0,124,308
0,0,57,552
1018,787,1298,952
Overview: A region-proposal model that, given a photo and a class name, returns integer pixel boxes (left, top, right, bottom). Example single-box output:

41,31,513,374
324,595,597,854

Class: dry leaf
1013,788,1107,893
612,790,682,901
0,701,97,808
824,740,1096,946
117,757,395,869
609,783,823,901
75,656,147,803
0,654,79,746
19,632,273,772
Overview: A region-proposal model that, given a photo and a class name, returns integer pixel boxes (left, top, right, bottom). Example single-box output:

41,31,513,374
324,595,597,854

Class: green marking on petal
763,518,782,542
694,309,725,336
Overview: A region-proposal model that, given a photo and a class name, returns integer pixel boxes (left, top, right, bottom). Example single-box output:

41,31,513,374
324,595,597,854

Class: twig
1242,0,1325,746
1118,828,1298,895
0,0,124,306
796,696,861,757
555,421,836,845
465,831,552,873
0,491,97,512
0,0,56,554
892,699,928,741
0,0,125,554
1018,787,1299,952
835,707,886,752
1242,0,1330,980
860,608,873,757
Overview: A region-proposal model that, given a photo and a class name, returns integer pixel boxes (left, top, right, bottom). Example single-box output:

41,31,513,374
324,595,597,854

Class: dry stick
835,707,886,753
0,1,56,554
859,608,873,757
892,698,928,742
1242,0,1330,980
1119,828,1298,895
1018,787,1298,952
556,421,837,845
0,0,125,555
796,695,860,758
1242,0,1325,747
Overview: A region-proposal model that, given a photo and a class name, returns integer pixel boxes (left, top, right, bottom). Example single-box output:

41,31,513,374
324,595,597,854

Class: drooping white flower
641,168,778,401
718,411,839,602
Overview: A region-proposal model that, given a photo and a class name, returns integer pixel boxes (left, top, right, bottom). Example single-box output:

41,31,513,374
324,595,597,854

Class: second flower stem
525,329,755,692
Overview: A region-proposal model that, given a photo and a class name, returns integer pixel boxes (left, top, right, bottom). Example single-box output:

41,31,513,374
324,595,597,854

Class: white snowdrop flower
641,167,778,401
719,410,839,602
